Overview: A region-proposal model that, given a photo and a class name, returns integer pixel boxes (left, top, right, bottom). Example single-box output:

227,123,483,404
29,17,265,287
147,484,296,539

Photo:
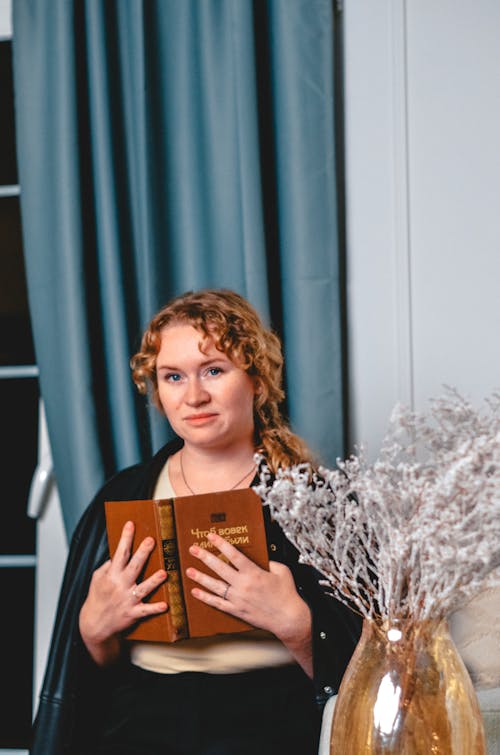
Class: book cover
104,488,268,642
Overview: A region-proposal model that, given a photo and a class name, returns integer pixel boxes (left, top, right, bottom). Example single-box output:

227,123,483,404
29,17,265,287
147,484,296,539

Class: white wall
0,0,11,40
344,0,500,457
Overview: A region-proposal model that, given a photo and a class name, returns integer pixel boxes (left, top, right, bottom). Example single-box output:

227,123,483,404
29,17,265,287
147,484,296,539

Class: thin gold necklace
179,450,256,495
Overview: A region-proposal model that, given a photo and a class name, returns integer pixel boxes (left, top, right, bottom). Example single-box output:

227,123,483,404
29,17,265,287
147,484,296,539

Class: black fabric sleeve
30,464,145,755
265,514,362,709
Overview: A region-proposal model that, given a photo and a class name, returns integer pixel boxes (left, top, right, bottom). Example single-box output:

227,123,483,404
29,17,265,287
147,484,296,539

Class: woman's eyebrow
156,357,228,371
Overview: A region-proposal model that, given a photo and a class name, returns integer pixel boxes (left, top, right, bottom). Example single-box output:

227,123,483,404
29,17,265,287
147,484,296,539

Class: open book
105,488,268,642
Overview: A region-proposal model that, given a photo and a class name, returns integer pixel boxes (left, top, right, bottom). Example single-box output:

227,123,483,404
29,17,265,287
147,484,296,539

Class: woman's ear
253,377,263,395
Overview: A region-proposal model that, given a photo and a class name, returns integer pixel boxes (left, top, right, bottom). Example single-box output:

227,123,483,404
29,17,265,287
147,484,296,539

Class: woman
32,289,361,755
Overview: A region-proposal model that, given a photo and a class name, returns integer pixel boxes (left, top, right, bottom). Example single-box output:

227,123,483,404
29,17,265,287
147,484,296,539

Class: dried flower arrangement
254,388,500,623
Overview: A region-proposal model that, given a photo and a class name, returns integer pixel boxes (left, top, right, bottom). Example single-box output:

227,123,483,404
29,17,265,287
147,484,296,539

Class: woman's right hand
79,521,167,666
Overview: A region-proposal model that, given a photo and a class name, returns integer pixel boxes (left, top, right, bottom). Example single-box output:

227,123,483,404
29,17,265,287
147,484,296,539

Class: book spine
158,501,189,640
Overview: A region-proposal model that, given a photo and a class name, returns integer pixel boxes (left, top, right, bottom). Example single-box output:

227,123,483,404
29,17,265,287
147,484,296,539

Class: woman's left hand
186,532,313,676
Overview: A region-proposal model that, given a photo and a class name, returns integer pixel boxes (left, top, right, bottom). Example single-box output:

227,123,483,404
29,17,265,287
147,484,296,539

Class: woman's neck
171,442,256,496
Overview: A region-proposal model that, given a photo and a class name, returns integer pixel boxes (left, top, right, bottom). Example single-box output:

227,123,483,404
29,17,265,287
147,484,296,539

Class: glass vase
330,617,486,754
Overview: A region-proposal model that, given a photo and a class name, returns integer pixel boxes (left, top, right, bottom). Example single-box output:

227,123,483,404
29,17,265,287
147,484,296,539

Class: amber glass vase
330,618,486,754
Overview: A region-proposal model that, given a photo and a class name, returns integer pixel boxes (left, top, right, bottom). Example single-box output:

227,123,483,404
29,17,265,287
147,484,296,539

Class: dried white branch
254,388,500,623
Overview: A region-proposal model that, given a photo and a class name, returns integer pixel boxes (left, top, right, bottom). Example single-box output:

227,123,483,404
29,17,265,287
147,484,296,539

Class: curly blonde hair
130,289,314,472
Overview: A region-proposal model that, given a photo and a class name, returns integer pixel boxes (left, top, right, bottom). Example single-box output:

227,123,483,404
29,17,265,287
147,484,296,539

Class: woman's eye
207,367,223,377
165,372,182,382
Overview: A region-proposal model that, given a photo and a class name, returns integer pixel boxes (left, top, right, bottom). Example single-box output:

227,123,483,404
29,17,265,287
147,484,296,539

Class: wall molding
344,0,414,456
390,0,414,409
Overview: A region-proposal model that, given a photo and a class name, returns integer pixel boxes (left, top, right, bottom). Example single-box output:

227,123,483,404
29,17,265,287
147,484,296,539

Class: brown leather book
104,489,268,642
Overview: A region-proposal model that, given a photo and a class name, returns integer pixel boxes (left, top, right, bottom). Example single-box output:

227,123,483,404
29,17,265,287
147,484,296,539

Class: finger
131,585,141,601
132,569,167,601
132,599,168,619
268,561,292,578
94,559,112,576
125,536,156,580
206,532,255,571
190,586,239,616
110,521,135,571
185,566,228,598
189,543,237,582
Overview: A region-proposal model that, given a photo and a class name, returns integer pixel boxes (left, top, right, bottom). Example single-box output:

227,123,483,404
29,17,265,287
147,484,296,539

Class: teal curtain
13,0,345,537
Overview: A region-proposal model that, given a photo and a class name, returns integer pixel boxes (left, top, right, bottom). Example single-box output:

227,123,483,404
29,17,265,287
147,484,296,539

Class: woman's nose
184,378,210,405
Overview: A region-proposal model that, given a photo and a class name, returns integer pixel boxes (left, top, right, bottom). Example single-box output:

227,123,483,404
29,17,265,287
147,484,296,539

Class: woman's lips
184,413,218,425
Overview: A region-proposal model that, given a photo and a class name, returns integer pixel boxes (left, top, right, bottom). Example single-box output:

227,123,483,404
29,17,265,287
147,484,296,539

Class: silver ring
222,584,230,601
132,588,139,599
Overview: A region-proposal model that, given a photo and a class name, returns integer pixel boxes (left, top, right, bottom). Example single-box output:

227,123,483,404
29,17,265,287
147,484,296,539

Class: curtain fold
13,0,344,536
267,0,345,458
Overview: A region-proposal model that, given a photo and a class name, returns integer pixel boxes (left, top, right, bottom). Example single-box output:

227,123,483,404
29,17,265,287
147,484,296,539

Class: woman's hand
79,521,167,666
186,532,313,676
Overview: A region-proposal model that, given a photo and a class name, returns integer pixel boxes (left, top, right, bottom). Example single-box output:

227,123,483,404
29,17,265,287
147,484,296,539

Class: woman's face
156,324,257,452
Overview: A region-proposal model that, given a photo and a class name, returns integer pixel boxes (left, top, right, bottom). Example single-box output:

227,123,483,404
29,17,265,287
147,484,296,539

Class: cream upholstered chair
318,587,500,754
448,587,500,755
318,696,336,754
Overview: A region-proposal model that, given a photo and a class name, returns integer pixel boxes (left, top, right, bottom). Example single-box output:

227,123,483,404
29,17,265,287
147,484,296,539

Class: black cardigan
31,441,361,755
